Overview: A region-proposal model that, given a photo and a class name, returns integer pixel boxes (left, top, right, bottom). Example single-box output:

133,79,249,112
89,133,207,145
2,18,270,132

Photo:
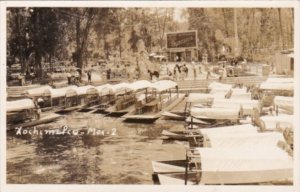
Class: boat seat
143,99,159,113
135,101,143,114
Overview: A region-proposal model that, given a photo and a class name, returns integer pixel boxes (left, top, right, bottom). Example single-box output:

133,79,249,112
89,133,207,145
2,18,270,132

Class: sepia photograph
1,1,299,191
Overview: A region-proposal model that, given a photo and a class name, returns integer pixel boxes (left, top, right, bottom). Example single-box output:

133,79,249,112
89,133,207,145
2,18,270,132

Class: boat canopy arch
96,84,113,96
75,85,95,96
187,93,215,103
190,107,240,120
128,80,154,91
266,78,293,83
65,88,78,98
152,80,177,92
86,87,99,95
111,82,133,95
208,82,232,91
260,82,293,91
23,85,52,97
274,96,293,113
196,147,293,184
260,78,294,91
200,124,258,136
7,98,36,112
43,86,77,98
260,115,294,131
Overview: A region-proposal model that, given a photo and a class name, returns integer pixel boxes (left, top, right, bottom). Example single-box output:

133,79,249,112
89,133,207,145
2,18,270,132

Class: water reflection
81,134,104,148
7,111,187,184
36,133,77,155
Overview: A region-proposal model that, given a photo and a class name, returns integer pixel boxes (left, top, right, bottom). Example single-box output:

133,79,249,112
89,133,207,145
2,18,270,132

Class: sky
173,8,188,23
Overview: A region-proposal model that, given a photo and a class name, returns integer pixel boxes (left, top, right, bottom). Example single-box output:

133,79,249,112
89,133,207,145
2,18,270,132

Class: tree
7,8,64,77
7,8,29,72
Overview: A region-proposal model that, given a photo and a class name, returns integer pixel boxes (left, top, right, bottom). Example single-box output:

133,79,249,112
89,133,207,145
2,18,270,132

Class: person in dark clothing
67,72,71,84
106,69,111,80
87,70,92,83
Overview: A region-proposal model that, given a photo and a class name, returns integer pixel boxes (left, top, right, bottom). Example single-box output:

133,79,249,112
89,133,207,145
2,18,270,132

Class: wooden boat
23,85,52,102
185,116,211,125
155,172,196,185
7,113,61,130
75,85,97,106
65,85,102,109
259,78,294,107
156,172,292,185
190,107,241,121
211,98,260,117
7,98,37,125
152,159,188,173
161,111,186,121
95,84,115,112
259,114,293,131
274,96,293,115
161,81,234,121
104,82,135,116
6,98,61,130
41,86,92,113
161,91,228,121
161,130,202,141
43,85,77,109
123,80,184,122
154,147,293,185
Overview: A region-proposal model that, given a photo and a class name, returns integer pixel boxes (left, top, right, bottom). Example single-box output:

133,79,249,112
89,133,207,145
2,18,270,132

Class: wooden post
64,97,67,108
184,150,189,185
184,102,188,117
159,93,162,110
145,88,148,103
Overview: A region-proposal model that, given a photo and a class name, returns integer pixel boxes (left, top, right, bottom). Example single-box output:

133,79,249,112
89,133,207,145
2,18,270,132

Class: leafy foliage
7,7,294,74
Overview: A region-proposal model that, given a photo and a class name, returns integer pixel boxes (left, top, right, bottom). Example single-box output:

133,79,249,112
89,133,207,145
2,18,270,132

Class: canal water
6,111,187,184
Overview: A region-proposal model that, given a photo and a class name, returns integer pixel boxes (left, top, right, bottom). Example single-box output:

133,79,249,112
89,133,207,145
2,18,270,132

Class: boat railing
184,148,202,185
115,94,135,111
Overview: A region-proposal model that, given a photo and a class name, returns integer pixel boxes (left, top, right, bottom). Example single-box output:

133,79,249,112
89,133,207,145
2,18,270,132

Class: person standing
106,68,111,80
182,64,188,78
36,106,41,120
87,70,92,83
67,72,71,84
191,61,197,80
37,97,44,108
173,66,177,80
206,67,211,80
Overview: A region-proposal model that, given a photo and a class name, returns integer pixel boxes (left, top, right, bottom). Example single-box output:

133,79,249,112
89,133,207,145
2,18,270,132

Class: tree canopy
7,7,294,74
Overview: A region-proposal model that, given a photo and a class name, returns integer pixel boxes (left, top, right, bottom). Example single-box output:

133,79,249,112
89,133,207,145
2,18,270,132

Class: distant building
274,49,294,76
165,30,198,62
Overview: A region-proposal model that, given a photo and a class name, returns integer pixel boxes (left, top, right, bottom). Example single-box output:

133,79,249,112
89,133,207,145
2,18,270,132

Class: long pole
234,8,239,57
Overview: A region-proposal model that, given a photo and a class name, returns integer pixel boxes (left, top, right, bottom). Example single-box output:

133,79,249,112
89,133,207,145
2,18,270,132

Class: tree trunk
222,8,229,37
35,52,42,78
290,8,294,48
76,17,81,68
119,27,122,58
49,54,52,73
76,9,95,71
15,10,25,73
277,8,284,50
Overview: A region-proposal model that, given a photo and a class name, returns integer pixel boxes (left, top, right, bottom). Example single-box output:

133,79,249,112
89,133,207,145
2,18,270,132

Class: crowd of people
160,62,210,81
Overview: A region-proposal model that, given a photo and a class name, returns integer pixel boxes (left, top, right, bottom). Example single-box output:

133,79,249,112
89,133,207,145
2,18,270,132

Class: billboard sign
166,31,197,49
